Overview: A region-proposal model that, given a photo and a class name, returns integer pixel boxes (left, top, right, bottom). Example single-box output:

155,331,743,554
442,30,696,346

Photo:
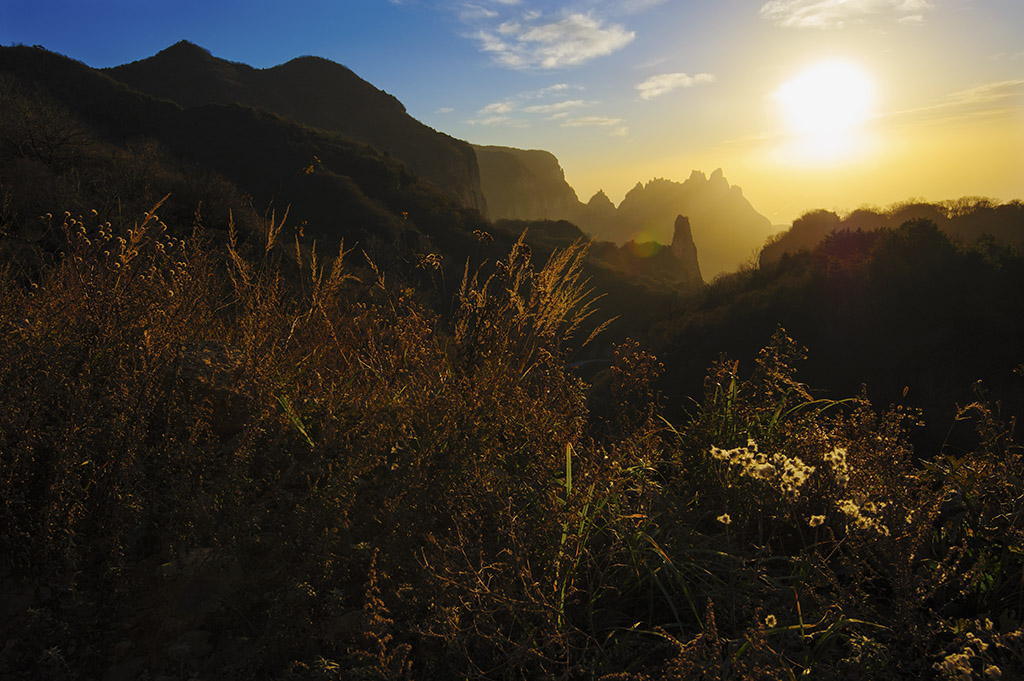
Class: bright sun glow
774,60,876,164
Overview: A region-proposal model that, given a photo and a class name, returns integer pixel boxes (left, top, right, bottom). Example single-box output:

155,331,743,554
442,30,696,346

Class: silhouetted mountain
0,44,484,263
106,41,487,214
473,144,771,280
602,171,772,279
761,199,1024,266
2,45,701,363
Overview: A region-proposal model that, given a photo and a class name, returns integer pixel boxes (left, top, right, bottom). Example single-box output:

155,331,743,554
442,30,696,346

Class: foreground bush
1,204,1022,680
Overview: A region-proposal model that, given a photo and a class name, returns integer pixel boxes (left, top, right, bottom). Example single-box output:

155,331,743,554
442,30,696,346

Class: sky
3,0,1022,225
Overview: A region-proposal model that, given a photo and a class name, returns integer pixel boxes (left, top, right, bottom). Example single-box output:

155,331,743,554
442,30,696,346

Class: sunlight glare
774,60,876,165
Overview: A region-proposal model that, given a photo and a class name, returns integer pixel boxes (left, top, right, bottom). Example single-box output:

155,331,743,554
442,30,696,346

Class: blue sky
3,0,1022,223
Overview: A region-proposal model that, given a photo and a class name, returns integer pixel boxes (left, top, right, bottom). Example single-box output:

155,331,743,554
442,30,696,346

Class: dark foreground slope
3,189,1024,680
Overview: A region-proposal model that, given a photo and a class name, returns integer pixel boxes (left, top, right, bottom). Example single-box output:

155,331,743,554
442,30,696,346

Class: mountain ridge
106,40,488,215
473,145,772,279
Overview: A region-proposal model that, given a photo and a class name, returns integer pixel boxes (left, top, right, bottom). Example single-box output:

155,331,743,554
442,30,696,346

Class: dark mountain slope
0,45,485,261
107,41,488,214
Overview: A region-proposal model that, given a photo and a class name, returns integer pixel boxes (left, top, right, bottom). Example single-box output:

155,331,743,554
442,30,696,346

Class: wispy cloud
939,79,1024,110
467,83,589,125
617,0,670,13
560,116,625,127
994,51,1024,62
636,72,715,100
459,4,499,21
435,106,455,114
521,99,593,113
467,114,529,127
472,12,634,69
759,0,934,29
559,116,629,137
888,80,1024,124
524,83,578,98
479,99,517,114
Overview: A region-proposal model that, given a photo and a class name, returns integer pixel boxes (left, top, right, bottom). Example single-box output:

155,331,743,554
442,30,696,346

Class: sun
774,60,876,164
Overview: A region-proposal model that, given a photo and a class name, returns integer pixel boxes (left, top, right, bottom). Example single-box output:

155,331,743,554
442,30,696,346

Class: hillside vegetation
3,199,1024,680
650,219,1024,456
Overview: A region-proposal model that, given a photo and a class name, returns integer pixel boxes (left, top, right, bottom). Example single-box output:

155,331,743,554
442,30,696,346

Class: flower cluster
836,497,889,536
710,438,816,501
822,446,850,488
933,633,1002,680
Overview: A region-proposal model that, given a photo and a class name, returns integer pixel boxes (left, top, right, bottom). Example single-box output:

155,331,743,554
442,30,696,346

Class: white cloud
521,99,592,113
475,12,634,69
759,0,935,29
635,72,715,100
435,106,455,114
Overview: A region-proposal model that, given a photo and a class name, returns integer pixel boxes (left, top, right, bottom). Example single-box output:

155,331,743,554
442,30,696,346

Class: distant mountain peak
150,40,217,63
587,190,615,210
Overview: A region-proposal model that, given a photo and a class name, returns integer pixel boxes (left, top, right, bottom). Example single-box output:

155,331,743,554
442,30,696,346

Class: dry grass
1,203,1022,680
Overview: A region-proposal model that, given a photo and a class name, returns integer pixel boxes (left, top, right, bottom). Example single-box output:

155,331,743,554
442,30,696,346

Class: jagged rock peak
688,169,707,183
587,189,615,209
669,215,703,285
671,215,694,248
710,167,724,181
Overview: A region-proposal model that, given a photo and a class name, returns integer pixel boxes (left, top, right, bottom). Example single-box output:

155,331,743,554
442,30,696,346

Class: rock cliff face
106,41,488,214
473,145,580,220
